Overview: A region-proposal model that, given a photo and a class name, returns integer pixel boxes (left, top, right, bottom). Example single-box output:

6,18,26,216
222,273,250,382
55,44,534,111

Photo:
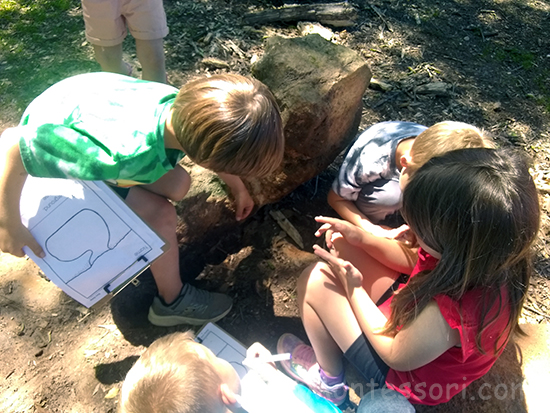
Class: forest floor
1,1,550,412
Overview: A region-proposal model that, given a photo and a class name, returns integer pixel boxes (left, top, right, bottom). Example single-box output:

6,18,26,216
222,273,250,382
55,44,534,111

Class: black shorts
108,185,131,199
344,333,389,388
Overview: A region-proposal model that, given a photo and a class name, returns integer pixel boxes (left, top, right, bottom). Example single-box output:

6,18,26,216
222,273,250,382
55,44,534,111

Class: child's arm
328,189,409,240
314,246,460,371
315,216,417,274
0,131,44,258
328,189,374,231
217,172,254,221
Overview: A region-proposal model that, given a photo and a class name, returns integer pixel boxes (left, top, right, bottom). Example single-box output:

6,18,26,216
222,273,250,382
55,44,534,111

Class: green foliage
0,0,95,116
482,43,547,112
488,45,535,70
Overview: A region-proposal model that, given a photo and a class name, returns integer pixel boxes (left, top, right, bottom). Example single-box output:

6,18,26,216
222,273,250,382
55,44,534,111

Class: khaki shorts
82,0,169,47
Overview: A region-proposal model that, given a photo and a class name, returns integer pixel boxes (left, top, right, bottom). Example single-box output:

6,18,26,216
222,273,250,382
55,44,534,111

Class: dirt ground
1,1,550,412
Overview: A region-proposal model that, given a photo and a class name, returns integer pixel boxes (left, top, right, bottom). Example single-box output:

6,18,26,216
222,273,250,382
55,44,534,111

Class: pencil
243,352,291,364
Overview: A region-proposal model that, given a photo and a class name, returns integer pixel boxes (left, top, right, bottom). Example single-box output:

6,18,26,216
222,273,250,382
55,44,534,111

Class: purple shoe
277,333,348,406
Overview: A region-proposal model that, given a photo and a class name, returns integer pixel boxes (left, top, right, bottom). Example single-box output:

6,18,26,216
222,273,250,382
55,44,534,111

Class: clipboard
20,177,167,308
196,323,340,413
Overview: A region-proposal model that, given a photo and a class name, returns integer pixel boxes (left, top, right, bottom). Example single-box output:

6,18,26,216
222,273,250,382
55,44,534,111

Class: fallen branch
369,3,393,32
244,2,359,27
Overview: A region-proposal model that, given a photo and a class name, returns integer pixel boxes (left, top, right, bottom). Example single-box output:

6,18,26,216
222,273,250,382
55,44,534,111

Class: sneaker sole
277,333,310,384
147,304,233,327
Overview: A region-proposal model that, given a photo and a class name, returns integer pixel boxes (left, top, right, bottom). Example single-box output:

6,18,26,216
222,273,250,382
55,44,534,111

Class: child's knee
133,192,177,230
154,198,178,226
169,165,191,201
298,261,332,298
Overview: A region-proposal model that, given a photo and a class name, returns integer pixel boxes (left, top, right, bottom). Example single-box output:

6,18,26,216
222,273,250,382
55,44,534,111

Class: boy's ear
220,383,238,407
400,154,411,169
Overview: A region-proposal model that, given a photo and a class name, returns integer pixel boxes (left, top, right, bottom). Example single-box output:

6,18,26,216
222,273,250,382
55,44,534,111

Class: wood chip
369,78,393,92
105,387,119,399
269,210,305,249
200,57,230,70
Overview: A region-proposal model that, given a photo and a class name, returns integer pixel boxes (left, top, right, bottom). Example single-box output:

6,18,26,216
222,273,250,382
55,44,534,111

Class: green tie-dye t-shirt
16,72,183,186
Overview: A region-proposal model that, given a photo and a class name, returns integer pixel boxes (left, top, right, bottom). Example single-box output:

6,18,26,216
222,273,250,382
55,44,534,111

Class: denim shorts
344,333,389,389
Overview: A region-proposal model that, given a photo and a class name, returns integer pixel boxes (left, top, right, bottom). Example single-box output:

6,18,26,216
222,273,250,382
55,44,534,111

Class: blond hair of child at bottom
119,331,239,413
405,121,495,175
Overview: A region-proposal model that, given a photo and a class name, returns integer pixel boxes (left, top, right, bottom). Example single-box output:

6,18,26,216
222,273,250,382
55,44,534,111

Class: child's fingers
313,245,343,270
314,223,332,237
23,230,45,258
246,342,271,359
343,262,363,287
315,216,343,227
313,244,333,262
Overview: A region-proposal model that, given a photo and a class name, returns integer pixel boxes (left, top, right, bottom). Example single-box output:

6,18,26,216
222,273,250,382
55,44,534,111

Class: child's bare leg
135,38,166,83
331,235,401,303
298,245,400,376
142,165,190,202
92,43,128,75
125,186,182,303
298,262,363,376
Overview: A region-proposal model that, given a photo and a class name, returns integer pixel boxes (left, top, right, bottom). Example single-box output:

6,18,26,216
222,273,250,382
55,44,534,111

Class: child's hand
361,222,412,242
216,173,254,221
245,342,276,368
0,220,44,258
313,244,363,296
234,189,254,221
246,342,272,359
315,216,364,247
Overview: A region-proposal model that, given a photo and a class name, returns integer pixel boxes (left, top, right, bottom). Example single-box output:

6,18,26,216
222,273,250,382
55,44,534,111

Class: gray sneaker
148,284,233,326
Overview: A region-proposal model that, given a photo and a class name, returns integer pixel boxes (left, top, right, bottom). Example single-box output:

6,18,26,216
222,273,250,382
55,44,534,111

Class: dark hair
384,148,540,354
171,74,284,178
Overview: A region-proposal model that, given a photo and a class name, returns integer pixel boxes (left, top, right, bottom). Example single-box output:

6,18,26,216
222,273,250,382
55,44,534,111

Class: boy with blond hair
329,121,494,238
119,331,244,413
0,72,284,326
120,331,340,413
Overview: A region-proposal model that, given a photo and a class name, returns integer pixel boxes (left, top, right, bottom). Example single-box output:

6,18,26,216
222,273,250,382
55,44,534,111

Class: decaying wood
269,210,305,249
244,2,359,27
415,82,452,97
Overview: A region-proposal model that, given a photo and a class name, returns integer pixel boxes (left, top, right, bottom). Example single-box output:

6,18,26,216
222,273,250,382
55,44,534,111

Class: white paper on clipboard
20,177,166,307
196,323,339,413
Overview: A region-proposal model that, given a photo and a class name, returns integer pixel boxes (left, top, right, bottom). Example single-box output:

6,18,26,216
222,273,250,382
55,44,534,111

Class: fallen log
244,2,359,27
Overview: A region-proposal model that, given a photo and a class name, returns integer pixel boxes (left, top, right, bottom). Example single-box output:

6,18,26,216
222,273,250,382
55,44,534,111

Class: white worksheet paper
20,177,166,307
196,323,335,413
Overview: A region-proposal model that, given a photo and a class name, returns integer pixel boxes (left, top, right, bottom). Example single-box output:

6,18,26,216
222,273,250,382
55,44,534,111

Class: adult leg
92,43,129,75
135,38,166,83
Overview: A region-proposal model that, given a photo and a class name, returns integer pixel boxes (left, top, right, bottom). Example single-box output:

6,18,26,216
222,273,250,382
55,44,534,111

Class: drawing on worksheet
196,322,249,378
20,177,166,308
